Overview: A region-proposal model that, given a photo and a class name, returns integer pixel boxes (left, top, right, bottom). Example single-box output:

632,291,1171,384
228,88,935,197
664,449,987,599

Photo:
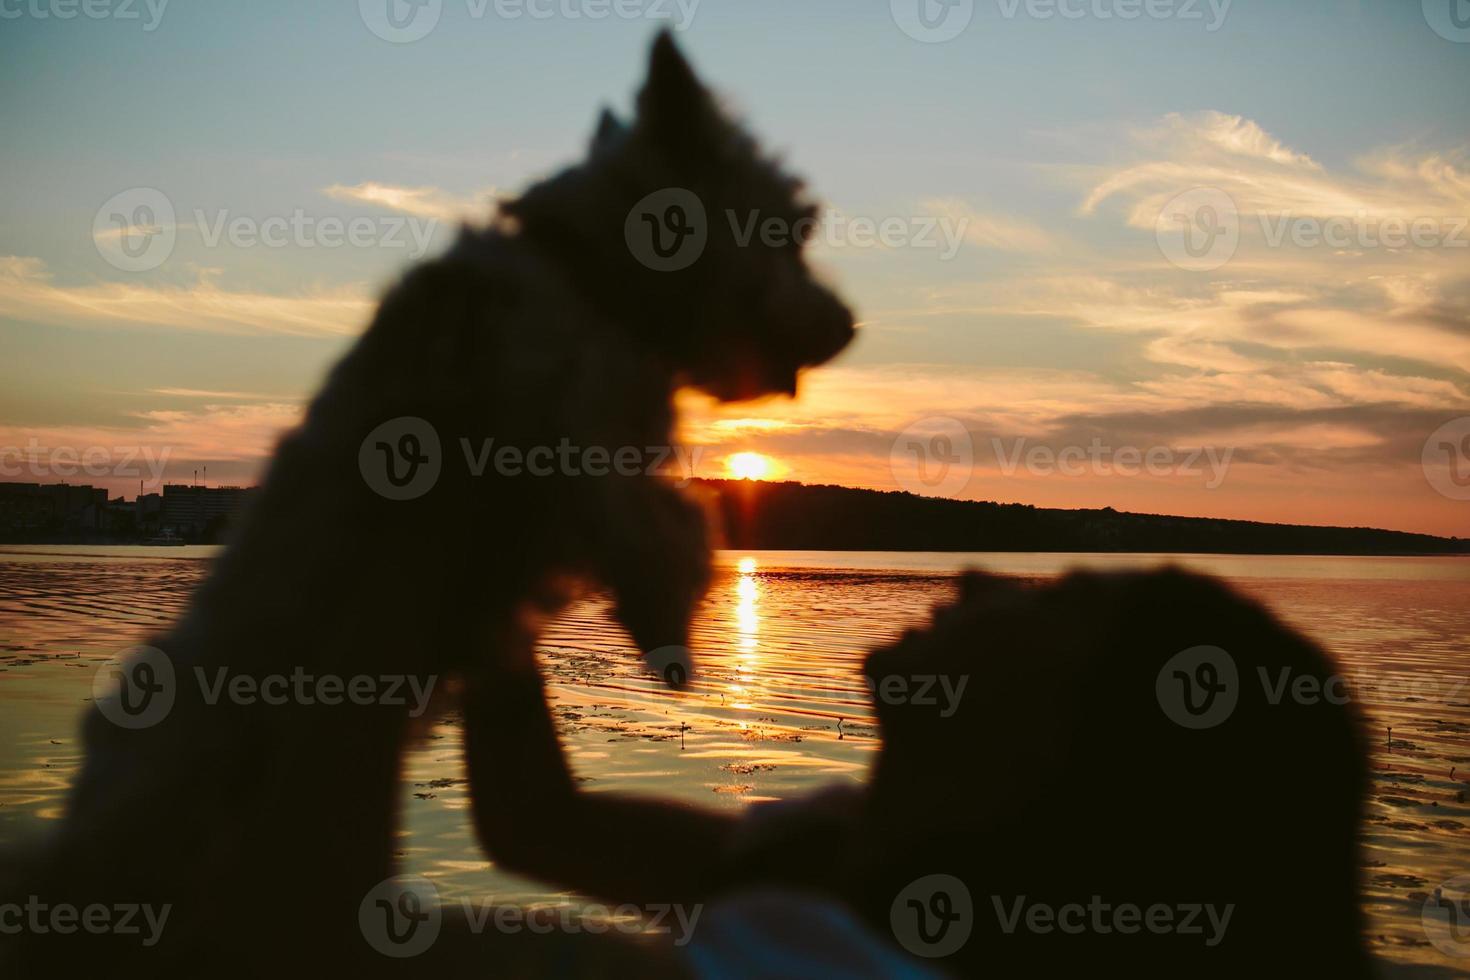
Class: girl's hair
856,568,1370,978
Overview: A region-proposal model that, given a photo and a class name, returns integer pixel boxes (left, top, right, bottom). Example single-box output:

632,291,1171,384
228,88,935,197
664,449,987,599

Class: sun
726,451,772,481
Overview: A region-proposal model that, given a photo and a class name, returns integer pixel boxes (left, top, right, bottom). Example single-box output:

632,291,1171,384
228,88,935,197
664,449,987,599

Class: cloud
919,198,1058,253
321,181,493,223
1080,111,1470,228
147,387,295,401
0,256,372,338
10,111,1468,536
1188,113,1322,169
713,113,1470,535
0,400,303,494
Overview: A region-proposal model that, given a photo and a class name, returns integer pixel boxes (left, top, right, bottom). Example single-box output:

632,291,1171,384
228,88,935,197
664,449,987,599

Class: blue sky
2,1,1468,533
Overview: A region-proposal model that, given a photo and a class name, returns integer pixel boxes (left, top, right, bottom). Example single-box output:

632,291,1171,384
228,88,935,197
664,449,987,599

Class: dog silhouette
3,32,852,976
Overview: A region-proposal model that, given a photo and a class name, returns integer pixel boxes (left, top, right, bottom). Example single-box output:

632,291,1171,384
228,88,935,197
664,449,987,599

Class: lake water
1,546,1467,973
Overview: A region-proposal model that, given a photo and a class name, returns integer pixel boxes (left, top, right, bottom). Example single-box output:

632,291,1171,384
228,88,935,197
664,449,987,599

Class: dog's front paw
600,481,711,688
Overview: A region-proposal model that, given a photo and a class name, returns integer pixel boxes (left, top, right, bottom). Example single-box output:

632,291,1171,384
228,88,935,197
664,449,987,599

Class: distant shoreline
4,477,1464,557
3,542,1468,558
695,479,1470,557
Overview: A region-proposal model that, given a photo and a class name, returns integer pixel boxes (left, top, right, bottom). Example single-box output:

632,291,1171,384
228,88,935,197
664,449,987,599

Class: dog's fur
3,33,852,974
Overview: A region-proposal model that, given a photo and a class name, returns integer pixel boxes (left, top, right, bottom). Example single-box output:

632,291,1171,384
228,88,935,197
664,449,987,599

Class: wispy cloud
0,400,303,494
0,256,372,338
321,181,493,223
147,387,295,401
919,197,1058,253
1080,110,1470,226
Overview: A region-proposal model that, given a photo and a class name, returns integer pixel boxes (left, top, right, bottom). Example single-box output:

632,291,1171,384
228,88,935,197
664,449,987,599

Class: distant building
106,496,137,531
0,482,109,531
160,484,256,534
136,492,163,528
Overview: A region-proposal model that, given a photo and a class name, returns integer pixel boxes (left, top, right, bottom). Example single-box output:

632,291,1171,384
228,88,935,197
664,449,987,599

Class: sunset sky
2,1,1467,536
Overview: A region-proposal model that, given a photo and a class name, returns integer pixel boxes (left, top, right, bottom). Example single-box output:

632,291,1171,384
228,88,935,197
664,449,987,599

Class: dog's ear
637,31,721,156
589,107,629,157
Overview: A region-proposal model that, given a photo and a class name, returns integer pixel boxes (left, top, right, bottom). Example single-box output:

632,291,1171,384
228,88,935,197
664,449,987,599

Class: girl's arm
462,664,739,908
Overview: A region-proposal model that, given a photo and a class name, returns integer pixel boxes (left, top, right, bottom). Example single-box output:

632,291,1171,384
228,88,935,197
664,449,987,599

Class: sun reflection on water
735,556,760,652
727,557,762,708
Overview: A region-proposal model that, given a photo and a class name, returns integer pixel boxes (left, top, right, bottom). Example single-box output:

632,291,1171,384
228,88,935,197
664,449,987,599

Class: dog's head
503,32,855,401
